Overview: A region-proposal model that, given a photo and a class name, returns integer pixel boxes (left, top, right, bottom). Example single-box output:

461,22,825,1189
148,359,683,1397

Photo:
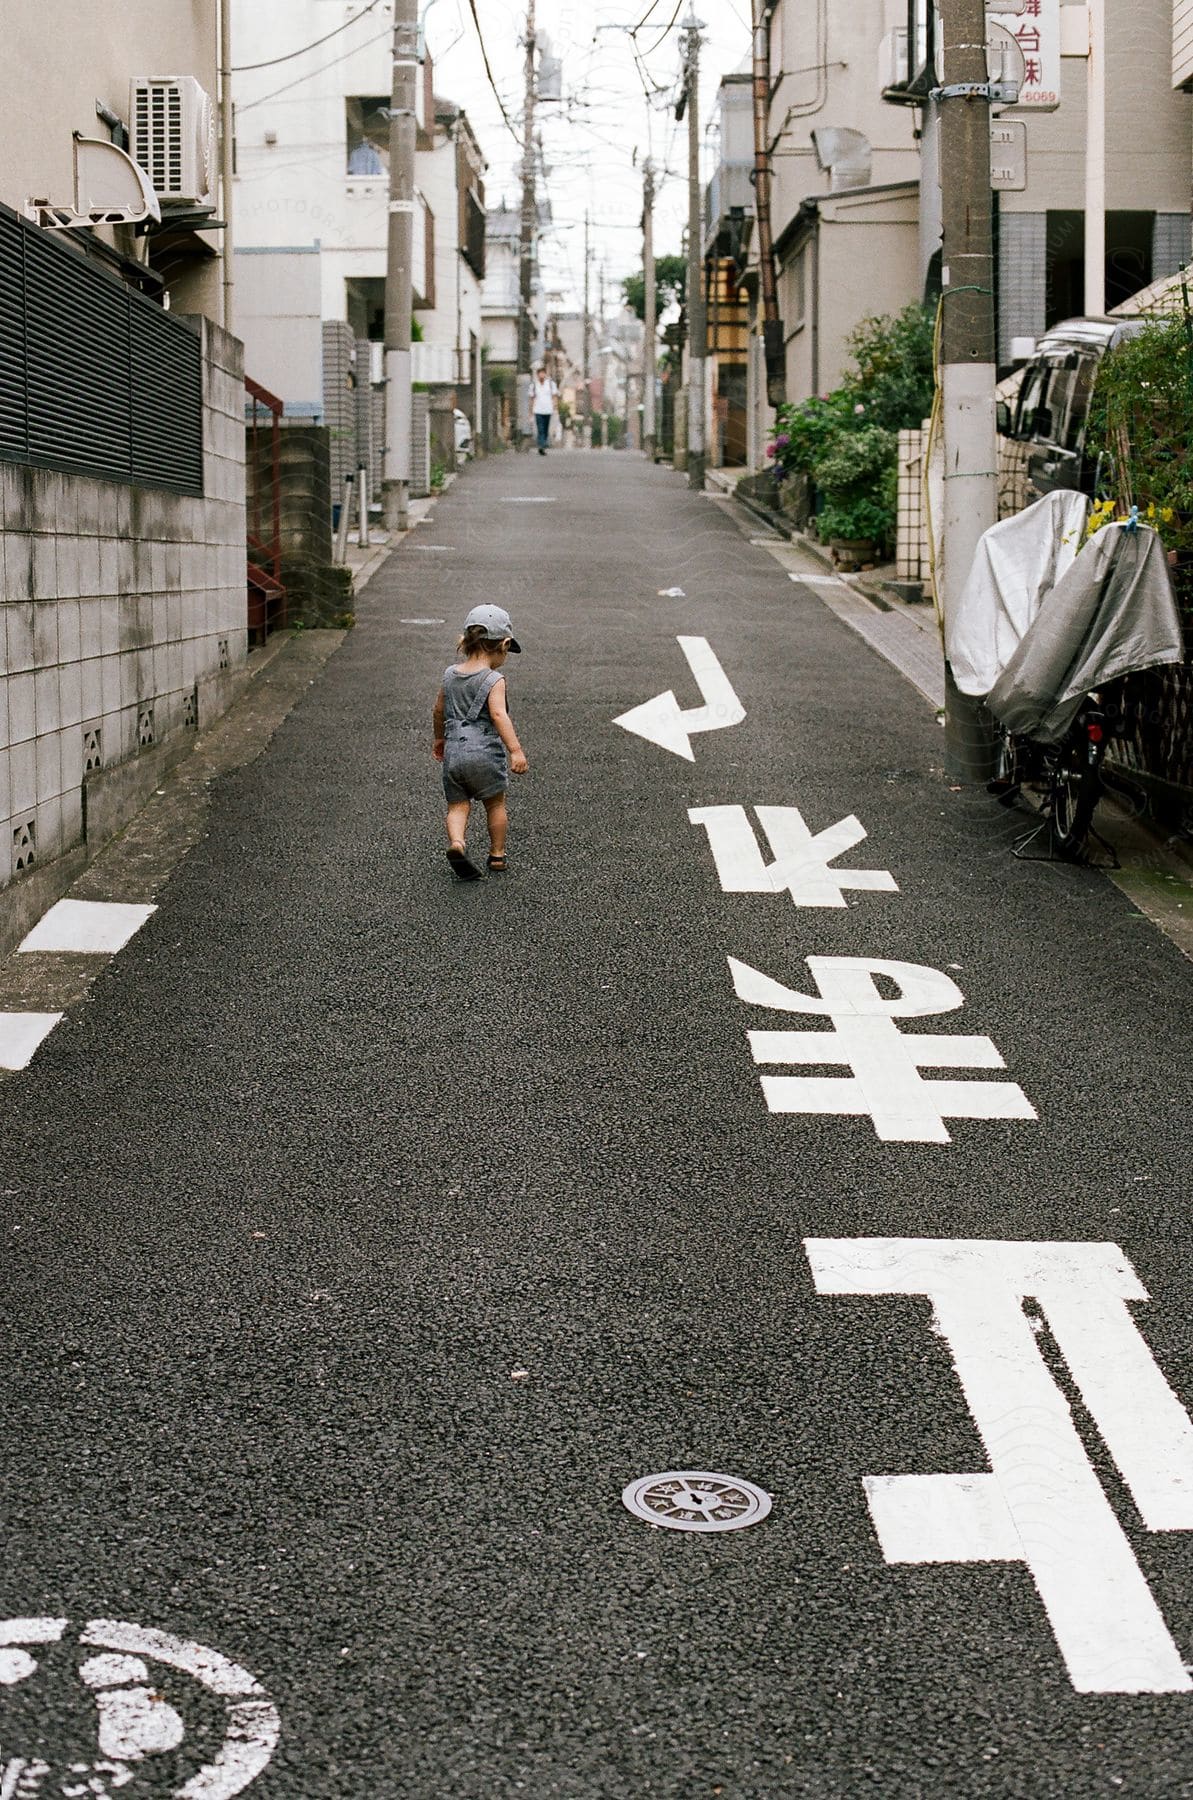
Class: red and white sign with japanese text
996,0,1061,109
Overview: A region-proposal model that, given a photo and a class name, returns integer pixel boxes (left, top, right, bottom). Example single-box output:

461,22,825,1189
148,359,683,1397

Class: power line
232,0,385,72
466,0,522,141
637,0,686,57
237,26,392,112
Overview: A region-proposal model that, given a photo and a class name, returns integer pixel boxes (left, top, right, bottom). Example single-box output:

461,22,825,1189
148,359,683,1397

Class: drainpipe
219,0,235,334
752,0,785,405
810,211,821,396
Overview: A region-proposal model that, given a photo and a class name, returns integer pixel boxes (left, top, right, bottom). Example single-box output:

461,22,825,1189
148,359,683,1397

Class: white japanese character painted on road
730,955,1037,1142
690,805,898,908
0,1617,279,1796
806,1238,1193,1694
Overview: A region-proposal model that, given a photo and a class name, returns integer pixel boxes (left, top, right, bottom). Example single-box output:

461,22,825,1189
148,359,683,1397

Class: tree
622,255,687,321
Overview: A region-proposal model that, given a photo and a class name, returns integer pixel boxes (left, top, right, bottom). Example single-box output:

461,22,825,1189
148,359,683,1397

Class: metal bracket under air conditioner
24,133,161,231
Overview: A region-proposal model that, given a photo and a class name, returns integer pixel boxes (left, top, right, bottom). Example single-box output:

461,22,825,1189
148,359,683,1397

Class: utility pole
1085,0,1106,315
642,158,657,460
382,0,418,532
937,0,999,781
218,0,234,334
582,208,591,447
680,11,706,492
516,0,538,450
598,259,607,447
751,0,784,406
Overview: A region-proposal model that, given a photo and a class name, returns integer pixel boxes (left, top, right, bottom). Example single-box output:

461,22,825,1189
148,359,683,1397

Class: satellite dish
25,133,160,231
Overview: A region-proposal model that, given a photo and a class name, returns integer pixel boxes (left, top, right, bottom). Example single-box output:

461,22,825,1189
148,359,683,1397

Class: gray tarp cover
947,491,1091,698
986,522,1184,743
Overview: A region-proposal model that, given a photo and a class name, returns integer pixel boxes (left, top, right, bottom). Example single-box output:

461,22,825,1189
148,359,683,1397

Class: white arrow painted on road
613,636,745,761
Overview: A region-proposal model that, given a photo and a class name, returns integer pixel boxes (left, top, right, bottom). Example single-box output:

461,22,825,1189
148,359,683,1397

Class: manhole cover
622,1471,772,1533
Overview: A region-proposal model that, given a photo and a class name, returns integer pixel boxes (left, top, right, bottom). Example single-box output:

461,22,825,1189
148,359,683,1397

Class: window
346,97,389,176
784,246,807,331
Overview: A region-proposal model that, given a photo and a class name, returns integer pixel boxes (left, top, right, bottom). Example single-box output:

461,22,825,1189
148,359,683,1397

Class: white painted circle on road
0,1617,279,1796
622,1471,772,1533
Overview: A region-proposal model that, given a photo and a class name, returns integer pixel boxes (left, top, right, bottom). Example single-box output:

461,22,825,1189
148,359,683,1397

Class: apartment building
894,0,1191,363
766,0,922,404
415,100,488,432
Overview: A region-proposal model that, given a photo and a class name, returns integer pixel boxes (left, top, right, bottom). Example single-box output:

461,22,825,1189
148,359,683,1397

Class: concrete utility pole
937,0,999,781
642,158,657,460
681,12,706,491
582,208,591,447
382,0,418,532
218,0,234,334
1085,0,1107,315
516,0,538,449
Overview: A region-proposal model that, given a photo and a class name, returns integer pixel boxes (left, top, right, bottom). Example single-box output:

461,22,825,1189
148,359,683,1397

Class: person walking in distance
432,605,529,880
530,363,557,455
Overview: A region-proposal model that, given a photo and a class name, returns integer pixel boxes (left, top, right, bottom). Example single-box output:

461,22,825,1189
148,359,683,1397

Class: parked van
1004,315,1152,502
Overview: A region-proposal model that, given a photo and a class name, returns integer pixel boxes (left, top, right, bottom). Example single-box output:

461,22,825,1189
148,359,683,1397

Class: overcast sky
424,0,753,317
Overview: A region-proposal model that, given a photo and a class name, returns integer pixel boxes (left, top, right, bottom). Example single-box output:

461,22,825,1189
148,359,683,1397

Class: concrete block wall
0,316,246,898
322,320,358,495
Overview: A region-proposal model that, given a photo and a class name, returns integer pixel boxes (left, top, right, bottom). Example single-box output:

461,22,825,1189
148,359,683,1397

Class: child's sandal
487,854,507,874
447,847,482,882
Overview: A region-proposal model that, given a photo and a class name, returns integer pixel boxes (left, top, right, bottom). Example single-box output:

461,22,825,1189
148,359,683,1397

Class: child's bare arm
487,679,528,773
432,688,446,761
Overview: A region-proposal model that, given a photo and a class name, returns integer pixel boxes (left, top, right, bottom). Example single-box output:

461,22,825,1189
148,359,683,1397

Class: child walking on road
432,604,528,881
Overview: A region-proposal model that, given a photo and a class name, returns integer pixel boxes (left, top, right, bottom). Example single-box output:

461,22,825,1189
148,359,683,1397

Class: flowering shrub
1085,314,1193,571
811,425,899,546
765,304,936,552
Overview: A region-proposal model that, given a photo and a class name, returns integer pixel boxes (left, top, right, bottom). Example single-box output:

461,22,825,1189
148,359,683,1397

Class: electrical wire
232,0,385,71
639,0,686,57
630,0,663,30
237,26,392,112
466,0,522,141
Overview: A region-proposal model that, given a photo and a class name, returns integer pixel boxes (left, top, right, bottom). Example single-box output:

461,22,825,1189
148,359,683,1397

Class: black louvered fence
0,202,202,495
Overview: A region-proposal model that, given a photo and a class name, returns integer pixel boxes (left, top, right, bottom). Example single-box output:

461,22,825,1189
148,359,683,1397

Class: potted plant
811,425,898,567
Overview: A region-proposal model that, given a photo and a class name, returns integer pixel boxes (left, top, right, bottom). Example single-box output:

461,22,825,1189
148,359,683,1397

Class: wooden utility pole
642,159,657,460
582,208,591,446
382,0,418,531
751,0,783,405
516,0,538,449
938,0,998,780
681,12,706,491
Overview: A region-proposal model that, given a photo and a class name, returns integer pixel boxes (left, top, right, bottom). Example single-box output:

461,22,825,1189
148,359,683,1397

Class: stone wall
0,316,246,910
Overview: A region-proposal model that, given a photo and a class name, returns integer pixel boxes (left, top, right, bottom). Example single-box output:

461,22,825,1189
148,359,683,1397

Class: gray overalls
441,666,508,803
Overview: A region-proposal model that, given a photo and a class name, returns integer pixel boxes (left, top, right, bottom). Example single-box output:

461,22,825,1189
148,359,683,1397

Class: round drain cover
622,1471,772,1533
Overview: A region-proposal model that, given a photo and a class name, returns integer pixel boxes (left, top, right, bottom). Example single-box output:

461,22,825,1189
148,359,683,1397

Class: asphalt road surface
3,449,1193,1797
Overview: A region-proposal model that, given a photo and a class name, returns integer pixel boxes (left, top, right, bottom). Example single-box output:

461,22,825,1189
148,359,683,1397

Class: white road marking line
501,496,557,503
690,805,898,908
399,617,446,625
805,1239,1193,1695
18,900,156,956
614,636,745,761
0,1013,64,1071
0,1618,279,1797
730,956,1036,1142
789,572,850,587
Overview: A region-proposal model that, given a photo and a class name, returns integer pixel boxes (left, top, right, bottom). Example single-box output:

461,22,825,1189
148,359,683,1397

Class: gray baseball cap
464,603,521,652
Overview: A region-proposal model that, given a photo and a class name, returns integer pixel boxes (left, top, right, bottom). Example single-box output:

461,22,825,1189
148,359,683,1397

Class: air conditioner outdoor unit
129,75,216,209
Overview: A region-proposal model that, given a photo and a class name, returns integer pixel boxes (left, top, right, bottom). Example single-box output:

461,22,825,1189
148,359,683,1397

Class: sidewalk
341,487,446,595
705,462,1193,958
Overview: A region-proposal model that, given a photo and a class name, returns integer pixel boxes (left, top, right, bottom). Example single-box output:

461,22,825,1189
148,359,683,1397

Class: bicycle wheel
1050,758,1100,859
